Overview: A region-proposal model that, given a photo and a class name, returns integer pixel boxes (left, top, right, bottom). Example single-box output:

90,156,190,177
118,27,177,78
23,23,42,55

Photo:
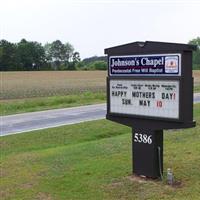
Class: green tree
45,40,76,70
49,40,65,70
0,39,79,71
188,37,200,70
94,61,107,70
44,43,52,62
31,41,46,70
72,52,81,63
64,42,74,62
89,61,107,70
0,40,19,71
17,39,45,70
75,61,85,70
44,43,53,70
66,52,80,70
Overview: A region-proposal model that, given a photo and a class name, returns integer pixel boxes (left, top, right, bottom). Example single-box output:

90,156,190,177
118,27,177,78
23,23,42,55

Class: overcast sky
0,0,200,59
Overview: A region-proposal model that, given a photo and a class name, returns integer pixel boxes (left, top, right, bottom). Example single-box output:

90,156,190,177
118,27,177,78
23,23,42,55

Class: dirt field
1,70,199,100
193,70,200,89
0,71,107,100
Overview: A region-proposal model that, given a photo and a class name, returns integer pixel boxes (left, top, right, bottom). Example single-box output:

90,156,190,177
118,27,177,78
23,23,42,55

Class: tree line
0,37,199,71
188,37,200,70
0,39,81,71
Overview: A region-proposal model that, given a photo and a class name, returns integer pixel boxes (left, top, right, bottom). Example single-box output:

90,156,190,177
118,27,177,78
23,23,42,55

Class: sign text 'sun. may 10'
110,79,179,119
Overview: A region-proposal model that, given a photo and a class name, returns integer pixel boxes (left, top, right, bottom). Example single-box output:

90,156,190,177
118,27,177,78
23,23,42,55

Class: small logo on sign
165,56,179,73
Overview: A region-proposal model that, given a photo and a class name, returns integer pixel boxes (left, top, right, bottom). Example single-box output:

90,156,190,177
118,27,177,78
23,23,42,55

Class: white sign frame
109,79,180,120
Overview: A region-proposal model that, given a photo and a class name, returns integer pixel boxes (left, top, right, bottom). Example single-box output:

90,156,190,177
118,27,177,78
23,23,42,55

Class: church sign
105,41,196,179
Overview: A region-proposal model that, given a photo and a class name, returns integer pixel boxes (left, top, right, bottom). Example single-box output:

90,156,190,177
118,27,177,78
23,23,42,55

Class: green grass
0,91,106,116
1,104,200,200
1,90,199,116
193,64,200,70
194,85,200,93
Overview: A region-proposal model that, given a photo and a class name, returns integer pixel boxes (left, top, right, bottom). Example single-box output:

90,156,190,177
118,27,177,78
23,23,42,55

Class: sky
0,0,200,59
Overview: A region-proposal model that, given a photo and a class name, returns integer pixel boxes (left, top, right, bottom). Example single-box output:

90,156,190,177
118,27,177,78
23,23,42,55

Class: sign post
133,129,163,178
105,41,196,179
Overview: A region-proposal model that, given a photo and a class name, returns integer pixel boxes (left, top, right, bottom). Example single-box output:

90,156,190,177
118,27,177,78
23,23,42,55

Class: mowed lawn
1,103,200,200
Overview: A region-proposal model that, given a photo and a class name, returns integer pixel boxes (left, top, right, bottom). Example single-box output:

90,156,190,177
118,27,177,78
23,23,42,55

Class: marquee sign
105,41,196,179
109,54,181,76
110,79,179,119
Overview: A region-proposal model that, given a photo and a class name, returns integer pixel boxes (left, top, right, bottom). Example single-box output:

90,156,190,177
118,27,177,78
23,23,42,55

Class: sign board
105,41,196,178
109,54,181,76
110,79,179,119
105,41,195,128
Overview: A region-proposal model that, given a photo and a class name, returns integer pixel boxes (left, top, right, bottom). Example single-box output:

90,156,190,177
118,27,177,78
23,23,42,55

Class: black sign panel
105,41,195,178
105,41,196,130
105,41,196,179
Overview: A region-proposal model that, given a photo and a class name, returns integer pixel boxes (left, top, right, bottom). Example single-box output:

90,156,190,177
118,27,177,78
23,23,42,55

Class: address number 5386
134,133,152,144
